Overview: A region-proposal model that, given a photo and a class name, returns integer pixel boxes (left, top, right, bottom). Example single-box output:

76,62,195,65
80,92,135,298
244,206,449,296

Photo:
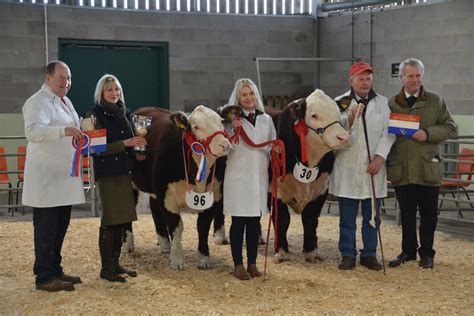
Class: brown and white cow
270,89,350,263
131,105,232,270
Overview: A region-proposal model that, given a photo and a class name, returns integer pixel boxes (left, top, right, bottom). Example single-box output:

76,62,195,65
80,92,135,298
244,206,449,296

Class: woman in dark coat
84,74,147,282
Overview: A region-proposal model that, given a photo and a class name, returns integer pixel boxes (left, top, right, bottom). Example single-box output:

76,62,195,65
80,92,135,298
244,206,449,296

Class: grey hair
94,74,125,105
226,78,265,112
399,58,425,78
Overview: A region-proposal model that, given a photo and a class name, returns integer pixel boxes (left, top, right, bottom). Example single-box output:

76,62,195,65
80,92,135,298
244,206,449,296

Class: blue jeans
338,197,380,258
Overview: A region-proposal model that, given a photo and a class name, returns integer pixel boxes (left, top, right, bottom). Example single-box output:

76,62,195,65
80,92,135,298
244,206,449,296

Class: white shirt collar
354,93,368,102
404,90,420,98
242,109,256,116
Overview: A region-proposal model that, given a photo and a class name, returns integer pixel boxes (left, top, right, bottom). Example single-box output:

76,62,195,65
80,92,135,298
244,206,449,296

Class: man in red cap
329,62,395,271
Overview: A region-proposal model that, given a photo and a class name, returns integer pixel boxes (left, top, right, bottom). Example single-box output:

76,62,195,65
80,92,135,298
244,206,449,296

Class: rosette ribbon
71,134,90,177
191,142,206,182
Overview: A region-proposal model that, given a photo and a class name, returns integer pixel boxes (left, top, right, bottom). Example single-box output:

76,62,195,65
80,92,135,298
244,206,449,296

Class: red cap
349,62,373,77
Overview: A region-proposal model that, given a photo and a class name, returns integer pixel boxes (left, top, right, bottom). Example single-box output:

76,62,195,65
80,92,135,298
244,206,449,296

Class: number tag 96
293,162,318,183
185,190,214,210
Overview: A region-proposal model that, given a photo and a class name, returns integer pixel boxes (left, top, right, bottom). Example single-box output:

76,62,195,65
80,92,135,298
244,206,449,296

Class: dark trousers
394,184,439,258
33,205,72,285
230,216,260,266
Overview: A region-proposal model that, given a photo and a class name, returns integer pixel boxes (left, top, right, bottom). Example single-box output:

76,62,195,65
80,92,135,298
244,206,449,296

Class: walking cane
359,103,387,274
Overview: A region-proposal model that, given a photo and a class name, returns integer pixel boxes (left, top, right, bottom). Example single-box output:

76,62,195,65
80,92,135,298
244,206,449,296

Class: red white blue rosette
70,134,90,177
191,142,206,182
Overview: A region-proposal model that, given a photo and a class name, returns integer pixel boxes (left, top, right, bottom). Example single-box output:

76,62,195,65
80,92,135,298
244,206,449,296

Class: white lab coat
329,91,395,199
22,84,85,207
223,113,276,217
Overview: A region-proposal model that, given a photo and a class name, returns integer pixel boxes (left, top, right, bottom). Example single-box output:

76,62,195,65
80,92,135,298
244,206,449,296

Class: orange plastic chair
17,146,26,187
0,147,13,214
439,148,474,213
82,155,91,188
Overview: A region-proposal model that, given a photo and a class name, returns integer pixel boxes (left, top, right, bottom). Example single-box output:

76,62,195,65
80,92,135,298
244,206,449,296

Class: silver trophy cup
132,115,152,152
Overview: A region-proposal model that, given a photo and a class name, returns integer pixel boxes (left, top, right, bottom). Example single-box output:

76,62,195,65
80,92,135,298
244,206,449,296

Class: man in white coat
22,61,85,291
329,62,395,270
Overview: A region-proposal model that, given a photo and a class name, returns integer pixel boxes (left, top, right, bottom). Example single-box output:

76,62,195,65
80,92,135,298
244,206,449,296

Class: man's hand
367,154,385,175
349,103,365,128
412,129,428,142
65,127,84,141
124,137,147,147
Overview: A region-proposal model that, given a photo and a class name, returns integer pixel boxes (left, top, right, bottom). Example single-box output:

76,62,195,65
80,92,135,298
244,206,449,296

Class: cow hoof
170,252,185,270
274,250,290,264
197,254,214,270
214,227,229,246
170,262,186,270
122,231,135,254
157,235,171,254
214,238,229,246
170,258,186,270
305,250,325,263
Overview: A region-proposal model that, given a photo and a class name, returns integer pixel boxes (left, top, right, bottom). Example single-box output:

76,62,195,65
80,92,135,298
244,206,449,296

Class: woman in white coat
223,78,276,280
22,61,85,292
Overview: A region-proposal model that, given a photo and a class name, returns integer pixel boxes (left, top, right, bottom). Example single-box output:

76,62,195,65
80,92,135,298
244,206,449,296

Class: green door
59,39,169,117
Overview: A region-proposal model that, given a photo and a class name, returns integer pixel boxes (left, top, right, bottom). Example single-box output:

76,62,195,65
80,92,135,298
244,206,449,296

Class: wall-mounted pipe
321,0,396,12
43,4,49,65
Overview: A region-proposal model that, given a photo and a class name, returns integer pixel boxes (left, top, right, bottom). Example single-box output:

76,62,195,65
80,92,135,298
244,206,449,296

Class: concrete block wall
317,0,474,116
0,3,316,113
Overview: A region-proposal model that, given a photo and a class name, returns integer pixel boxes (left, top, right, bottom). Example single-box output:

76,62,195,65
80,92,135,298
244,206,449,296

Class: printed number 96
194,195,206,206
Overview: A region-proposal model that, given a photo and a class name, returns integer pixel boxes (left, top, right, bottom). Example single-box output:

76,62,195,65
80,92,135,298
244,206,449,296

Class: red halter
183,130,229,157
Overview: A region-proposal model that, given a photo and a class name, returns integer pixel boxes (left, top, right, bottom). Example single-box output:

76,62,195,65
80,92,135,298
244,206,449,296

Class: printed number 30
299,168,312,180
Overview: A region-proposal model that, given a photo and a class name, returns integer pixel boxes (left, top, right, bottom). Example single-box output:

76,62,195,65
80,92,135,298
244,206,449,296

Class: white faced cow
132,105,231,270
270,89,350,263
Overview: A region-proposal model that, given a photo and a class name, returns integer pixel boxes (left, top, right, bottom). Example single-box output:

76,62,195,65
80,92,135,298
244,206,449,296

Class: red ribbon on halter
294,120,309,164
184,130,229,158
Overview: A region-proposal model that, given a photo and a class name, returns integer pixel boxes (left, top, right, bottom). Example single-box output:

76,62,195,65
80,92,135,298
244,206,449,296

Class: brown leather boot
58,273,82,284
234,264,250,280
112,226,137,277
99,227,126,283
36,279,74,292
247,264,262,278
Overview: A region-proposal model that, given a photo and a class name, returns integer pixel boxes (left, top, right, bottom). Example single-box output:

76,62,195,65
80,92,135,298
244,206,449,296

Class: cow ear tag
294,120,309,164
185,190,214,211
293,162,319,183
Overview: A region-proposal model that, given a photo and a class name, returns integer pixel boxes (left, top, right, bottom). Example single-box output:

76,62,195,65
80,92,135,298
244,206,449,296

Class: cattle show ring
1,0,474,314
1,201,473,314
1,90,473,315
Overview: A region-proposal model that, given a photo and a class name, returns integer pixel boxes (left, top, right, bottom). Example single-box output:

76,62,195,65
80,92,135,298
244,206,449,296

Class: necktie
406,95,417,107
359,98,368,117
247,112,255,125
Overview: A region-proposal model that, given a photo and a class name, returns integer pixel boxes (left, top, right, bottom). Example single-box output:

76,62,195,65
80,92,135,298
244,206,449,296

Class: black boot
99,226,126,282
112,225,137,278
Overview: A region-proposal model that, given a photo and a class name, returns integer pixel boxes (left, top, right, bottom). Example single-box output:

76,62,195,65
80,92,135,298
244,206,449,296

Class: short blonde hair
94,74,125,105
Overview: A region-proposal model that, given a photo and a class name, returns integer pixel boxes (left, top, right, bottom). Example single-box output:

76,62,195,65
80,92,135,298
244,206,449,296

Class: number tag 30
185,191,214,210
293,162,318,183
